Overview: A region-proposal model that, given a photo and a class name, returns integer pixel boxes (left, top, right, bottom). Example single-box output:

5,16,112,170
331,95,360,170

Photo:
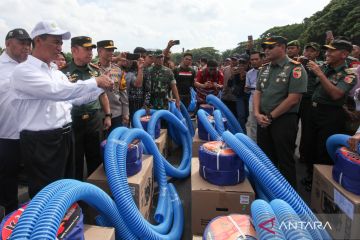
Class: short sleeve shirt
256,56,307,114
312,63,357,106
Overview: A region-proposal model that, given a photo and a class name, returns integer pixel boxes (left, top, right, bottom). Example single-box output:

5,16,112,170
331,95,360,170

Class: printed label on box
240,195,250,204
334,188,354,220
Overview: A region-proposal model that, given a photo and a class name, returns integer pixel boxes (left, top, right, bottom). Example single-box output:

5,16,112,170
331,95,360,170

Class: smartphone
300,57,309,66
126,53,140,60
173,40,180,45
248,35,253,41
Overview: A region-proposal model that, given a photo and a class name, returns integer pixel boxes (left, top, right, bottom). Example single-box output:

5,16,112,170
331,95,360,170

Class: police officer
304,39,356,186
144,50,180,110
62,36,111,180
97,40,129,132
254,36,307,188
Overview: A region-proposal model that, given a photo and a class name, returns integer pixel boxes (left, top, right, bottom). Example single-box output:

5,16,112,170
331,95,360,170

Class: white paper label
334,188,354,220
240,195,250,204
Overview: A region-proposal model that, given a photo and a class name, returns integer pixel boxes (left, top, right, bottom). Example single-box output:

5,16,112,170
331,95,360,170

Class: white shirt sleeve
12,66,99,101
70,88,104,106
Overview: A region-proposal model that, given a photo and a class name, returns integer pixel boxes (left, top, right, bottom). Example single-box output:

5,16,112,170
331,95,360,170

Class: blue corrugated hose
222,131,330,239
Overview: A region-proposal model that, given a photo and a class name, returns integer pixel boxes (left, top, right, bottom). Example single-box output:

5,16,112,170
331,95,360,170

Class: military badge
292,67,302,79
344,75,355,84
66,72,78,82
89,70,99,77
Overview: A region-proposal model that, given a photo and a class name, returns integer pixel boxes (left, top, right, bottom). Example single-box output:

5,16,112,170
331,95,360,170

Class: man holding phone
304,39,356,190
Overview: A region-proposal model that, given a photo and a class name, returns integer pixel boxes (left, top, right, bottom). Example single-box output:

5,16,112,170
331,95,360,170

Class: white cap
31,20,71,40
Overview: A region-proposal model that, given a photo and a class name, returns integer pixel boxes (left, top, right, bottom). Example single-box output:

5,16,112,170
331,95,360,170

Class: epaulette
289,59,301,65
89,62,100,69
261,62,270,67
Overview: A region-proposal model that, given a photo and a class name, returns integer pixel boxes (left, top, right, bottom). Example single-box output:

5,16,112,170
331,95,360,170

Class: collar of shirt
0,51,18,64
27,55,56,71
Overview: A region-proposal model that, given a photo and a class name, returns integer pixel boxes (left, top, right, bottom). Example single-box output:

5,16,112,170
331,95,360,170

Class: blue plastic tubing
206,94,243,134
147,110,192,178
105,127,184,239
168,101,194,145
213,109,225,135
10,179,136,240
270,199,313,240
251,199,285,239
197,109,222,141
222,131,330,239
132,108,158,154
326,134,352,162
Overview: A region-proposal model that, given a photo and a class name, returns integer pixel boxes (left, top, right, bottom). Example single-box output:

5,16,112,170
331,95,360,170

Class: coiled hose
188,87,197,112
251,199,285,239
11,127,185,239
197,109,222,141
168,101,194,145
222,131,330,239
270,199,313,240
105,127,184,239
10,179,135,240
147,110,192,178
206,94,243,134
326,134,353,162
213,109,225,135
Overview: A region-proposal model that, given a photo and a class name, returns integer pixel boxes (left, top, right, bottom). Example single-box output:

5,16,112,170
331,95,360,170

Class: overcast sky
0,0,331,53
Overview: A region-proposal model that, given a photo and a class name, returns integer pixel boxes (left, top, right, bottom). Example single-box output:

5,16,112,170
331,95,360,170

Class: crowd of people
1,19,360,216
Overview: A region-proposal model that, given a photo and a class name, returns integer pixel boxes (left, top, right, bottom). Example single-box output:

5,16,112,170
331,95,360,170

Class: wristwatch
105,113,112,118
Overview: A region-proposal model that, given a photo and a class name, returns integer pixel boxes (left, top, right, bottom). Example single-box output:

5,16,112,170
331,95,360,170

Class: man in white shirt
0,28,31,214
10,20,113,198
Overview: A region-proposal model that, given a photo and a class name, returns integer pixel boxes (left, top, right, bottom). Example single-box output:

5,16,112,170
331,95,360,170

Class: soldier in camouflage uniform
62,36,111,180
144,51,180,110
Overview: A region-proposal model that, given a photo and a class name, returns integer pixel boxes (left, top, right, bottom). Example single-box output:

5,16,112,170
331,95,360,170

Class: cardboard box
84,224,115,240
192,129,207,158
156,129,168,157
191,158,255,235
87,155,153,220
311,164,360,239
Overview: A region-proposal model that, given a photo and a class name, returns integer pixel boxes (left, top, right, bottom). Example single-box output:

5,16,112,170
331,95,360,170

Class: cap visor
322,44,336,50
262,41,276,45
104,46,117,49
83,43,97,48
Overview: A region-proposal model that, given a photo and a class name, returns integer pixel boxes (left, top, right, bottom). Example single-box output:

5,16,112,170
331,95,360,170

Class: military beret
304,42,320,51
288,40,301,47
71,36,96,48
322,39,353,52
97,40,117,49
261,36,288,48
5,28,31,41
